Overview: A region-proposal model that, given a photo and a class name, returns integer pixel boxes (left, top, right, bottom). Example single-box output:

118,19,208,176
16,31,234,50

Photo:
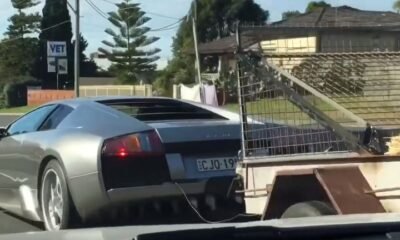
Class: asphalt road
0,115,19,127
0,210,42,234
0,208,258,235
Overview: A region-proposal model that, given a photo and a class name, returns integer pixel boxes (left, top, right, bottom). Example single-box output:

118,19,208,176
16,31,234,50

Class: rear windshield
98,99,227,121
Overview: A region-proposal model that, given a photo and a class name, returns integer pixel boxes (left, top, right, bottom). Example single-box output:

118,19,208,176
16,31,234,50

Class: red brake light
102,131,164,158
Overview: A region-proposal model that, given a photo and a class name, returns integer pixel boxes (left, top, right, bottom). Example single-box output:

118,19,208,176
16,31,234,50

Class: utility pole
193,18,202,85
74,0,80,97
192,0,203,101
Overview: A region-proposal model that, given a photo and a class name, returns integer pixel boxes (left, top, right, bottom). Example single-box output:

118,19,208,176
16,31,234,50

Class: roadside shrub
3,79,41,108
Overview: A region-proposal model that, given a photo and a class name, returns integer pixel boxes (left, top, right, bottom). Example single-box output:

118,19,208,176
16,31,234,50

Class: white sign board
47,57,56,73
47,41,67,57
58,58,68,75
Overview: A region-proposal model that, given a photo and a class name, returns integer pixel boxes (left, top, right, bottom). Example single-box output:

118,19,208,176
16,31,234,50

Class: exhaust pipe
205,195,216,211
171,200,180,215
153,201,162,213
189,197,198,209
235,195,244,204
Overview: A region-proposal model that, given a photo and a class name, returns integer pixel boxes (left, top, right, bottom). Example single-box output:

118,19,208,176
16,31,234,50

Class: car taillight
102,130,164,158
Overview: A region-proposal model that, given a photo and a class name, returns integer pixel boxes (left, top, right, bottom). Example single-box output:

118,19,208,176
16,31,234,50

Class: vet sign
47,41,67,57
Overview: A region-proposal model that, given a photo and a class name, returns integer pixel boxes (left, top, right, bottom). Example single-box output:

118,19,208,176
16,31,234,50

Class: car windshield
1,0,400,238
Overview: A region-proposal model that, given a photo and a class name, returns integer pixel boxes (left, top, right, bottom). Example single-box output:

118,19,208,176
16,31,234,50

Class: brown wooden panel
315,166,386,214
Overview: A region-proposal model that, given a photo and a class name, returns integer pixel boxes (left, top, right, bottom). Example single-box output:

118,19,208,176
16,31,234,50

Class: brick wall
27,90,74,106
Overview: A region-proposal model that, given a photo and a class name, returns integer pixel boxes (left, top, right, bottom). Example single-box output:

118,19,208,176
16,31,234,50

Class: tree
74,35,98,77
99,0,160,84
34,0,74,89
282,11,302,20
306,1,331,13
156,0,268,96
394,0,400,13
0,39,39,81
0,0,41,82
6,0,41,38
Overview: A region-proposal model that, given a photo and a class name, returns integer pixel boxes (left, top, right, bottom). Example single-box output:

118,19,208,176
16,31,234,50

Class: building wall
260,36,318,54
320,32,400,52
260,36,317,73
258,32,400,73
259,32,400,54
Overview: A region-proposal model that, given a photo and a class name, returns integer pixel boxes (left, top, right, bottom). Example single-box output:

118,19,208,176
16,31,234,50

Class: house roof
197,6,400,55
197,35,258,55
273,6,400,29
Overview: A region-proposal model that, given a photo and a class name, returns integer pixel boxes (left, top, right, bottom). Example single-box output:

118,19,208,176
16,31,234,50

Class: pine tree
6,0,41,38
99,0,160,84
35,0,74,89
0,0,41,80
39,0,72,41
75,35,98,77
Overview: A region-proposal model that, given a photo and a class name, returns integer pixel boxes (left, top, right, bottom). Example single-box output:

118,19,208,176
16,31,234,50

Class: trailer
234,26,400,219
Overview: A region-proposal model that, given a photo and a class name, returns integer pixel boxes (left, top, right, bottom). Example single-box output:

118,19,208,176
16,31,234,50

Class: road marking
0,172,28,183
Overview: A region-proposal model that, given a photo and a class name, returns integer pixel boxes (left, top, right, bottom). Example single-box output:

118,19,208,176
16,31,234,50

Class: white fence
79,85,152,97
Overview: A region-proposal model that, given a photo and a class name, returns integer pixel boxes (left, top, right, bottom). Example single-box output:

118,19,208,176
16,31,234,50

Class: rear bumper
107,182,206,202
107,176,240,202
68,172,242,219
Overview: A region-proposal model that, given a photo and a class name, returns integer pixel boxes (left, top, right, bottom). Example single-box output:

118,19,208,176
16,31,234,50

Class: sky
0,0,395,69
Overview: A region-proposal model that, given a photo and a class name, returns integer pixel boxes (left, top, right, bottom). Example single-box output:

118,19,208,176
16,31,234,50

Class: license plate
197,158,238,172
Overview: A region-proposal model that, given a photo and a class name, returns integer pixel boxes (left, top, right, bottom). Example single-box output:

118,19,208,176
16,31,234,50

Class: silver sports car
0,97,245,231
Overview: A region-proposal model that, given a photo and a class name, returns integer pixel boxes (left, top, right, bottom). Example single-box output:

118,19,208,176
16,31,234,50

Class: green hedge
0,83,5,109
3,80,41,108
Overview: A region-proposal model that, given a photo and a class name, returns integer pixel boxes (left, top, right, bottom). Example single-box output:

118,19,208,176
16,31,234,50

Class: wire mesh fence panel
265,52,400,129
237,53,365,160
235,25,400,160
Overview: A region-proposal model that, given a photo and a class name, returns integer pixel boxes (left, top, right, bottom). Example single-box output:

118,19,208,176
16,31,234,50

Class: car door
20,104,74,187
0,105,57,213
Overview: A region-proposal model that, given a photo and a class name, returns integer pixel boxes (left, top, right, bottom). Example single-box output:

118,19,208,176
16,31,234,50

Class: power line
146,11,182,20
41,20,72,32
84,0,184,33
149,18,184,32
97,0,114,4
85,0,109,19
86,0,109,19
149,25,180,32
1,20,71,44
83,0,184,33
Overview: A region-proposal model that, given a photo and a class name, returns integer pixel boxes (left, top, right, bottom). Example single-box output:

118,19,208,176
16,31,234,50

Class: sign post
47,41,68,90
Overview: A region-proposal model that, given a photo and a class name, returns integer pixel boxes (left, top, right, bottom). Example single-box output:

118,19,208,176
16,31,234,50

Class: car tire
40,160,77,231
281,201,336,219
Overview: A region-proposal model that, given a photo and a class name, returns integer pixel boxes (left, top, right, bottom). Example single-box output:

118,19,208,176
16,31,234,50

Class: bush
3,79,41,108
0,82,7,109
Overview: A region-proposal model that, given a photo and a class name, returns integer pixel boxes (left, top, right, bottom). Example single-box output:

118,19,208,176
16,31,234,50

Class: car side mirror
0,127,8,138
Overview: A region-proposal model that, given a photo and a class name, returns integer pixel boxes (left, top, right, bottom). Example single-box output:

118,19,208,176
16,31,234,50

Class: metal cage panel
238,51,400,160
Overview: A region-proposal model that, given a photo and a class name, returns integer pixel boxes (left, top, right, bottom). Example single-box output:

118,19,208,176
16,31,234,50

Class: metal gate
236,27,400,161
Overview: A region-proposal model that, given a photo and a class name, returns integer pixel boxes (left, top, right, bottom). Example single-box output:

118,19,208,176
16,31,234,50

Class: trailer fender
261,166,386,220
